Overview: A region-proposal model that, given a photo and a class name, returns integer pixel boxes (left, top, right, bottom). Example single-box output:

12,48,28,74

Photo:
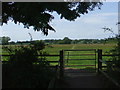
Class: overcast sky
0,2,119,42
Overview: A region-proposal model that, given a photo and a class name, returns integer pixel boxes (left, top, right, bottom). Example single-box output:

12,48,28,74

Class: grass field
1,44,117,70
44,44,116,69
44,44,117,54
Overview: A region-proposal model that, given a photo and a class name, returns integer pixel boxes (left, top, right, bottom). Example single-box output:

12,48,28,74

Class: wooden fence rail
1,52,63,89
1,54,60,65
1,51,64,79
2,49,120,87
1,54,60,57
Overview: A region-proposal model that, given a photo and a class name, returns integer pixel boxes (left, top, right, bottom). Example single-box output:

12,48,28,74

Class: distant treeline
43,37,117,44
0,37,118,45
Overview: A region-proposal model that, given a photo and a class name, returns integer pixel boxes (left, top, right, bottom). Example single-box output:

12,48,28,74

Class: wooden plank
1,54,60,57
34,55,60,57
102,66,107,68
64,54,96,56
64,59,96,60
99,59,112,64
2,61,8,62
2,61,59,63
49,66,58,68
64,49,96,51
65,65,95,66
98,49,102,73
102,54,119,56
2,61,8,63
60,50,64,78
47,61,59,63
1,55,13,56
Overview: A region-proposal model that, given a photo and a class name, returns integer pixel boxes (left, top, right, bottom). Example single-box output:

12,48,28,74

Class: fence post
98,49,102,73
59,50,64,79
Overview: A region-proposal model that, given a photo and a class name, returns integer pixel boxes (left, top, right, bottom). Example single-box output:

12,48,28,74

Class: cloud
95,12,118,17
105,0,120,2
80,12,117,25
82,17,105,24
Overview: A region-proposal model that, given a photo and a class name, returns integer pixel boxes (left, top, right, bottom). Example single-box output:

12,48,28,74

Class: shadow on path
55,69,117,88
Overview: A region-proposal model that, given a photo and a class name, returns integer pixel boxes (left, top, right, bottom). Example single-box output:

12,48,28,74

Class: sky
0,2,119,42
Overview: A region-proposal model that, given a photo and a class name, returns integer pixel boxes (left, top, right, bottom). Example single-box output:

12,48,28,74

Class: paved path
55,69,108,88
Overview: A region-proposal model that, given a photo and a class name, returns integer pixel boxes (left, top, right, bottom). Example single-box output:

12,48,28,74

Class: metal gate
63,49,97,73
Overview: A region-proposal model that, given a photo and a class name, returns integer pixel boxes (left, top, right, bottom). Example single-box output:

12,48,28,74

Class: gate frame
59,50,64,78
59,49,97,78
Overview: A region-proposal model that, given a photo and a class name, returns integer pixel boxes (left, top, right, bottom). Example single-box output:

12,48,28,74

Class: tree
9,41,15,45
2,2,103,35
62,37,72,44
0,36,11,45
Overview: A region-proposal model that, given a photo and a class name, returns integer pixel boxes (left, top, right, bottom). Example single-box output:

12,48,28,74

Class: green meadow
1,44,117,69
44,44,116,69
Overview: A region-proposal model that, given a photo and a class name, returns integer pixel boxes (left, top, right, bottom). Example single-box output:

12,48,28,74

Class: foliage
7,37,118,45
62,37,72,44
106,37,120,84
31,40,45,51
0,36,11,45
2,41,55,88
102,27,120,69
109,35,120,68
2,2,102,35
102,27,120,84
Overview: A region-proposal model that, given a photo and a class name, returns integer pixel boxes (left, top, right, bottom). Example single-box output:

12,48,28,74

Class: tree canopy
0,36,11,45
2,2,103,35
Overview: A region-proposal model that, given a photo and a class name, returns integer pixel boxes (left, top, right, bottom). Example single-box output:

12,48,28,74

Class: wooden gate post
98,49,102,73
59,50,64,79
